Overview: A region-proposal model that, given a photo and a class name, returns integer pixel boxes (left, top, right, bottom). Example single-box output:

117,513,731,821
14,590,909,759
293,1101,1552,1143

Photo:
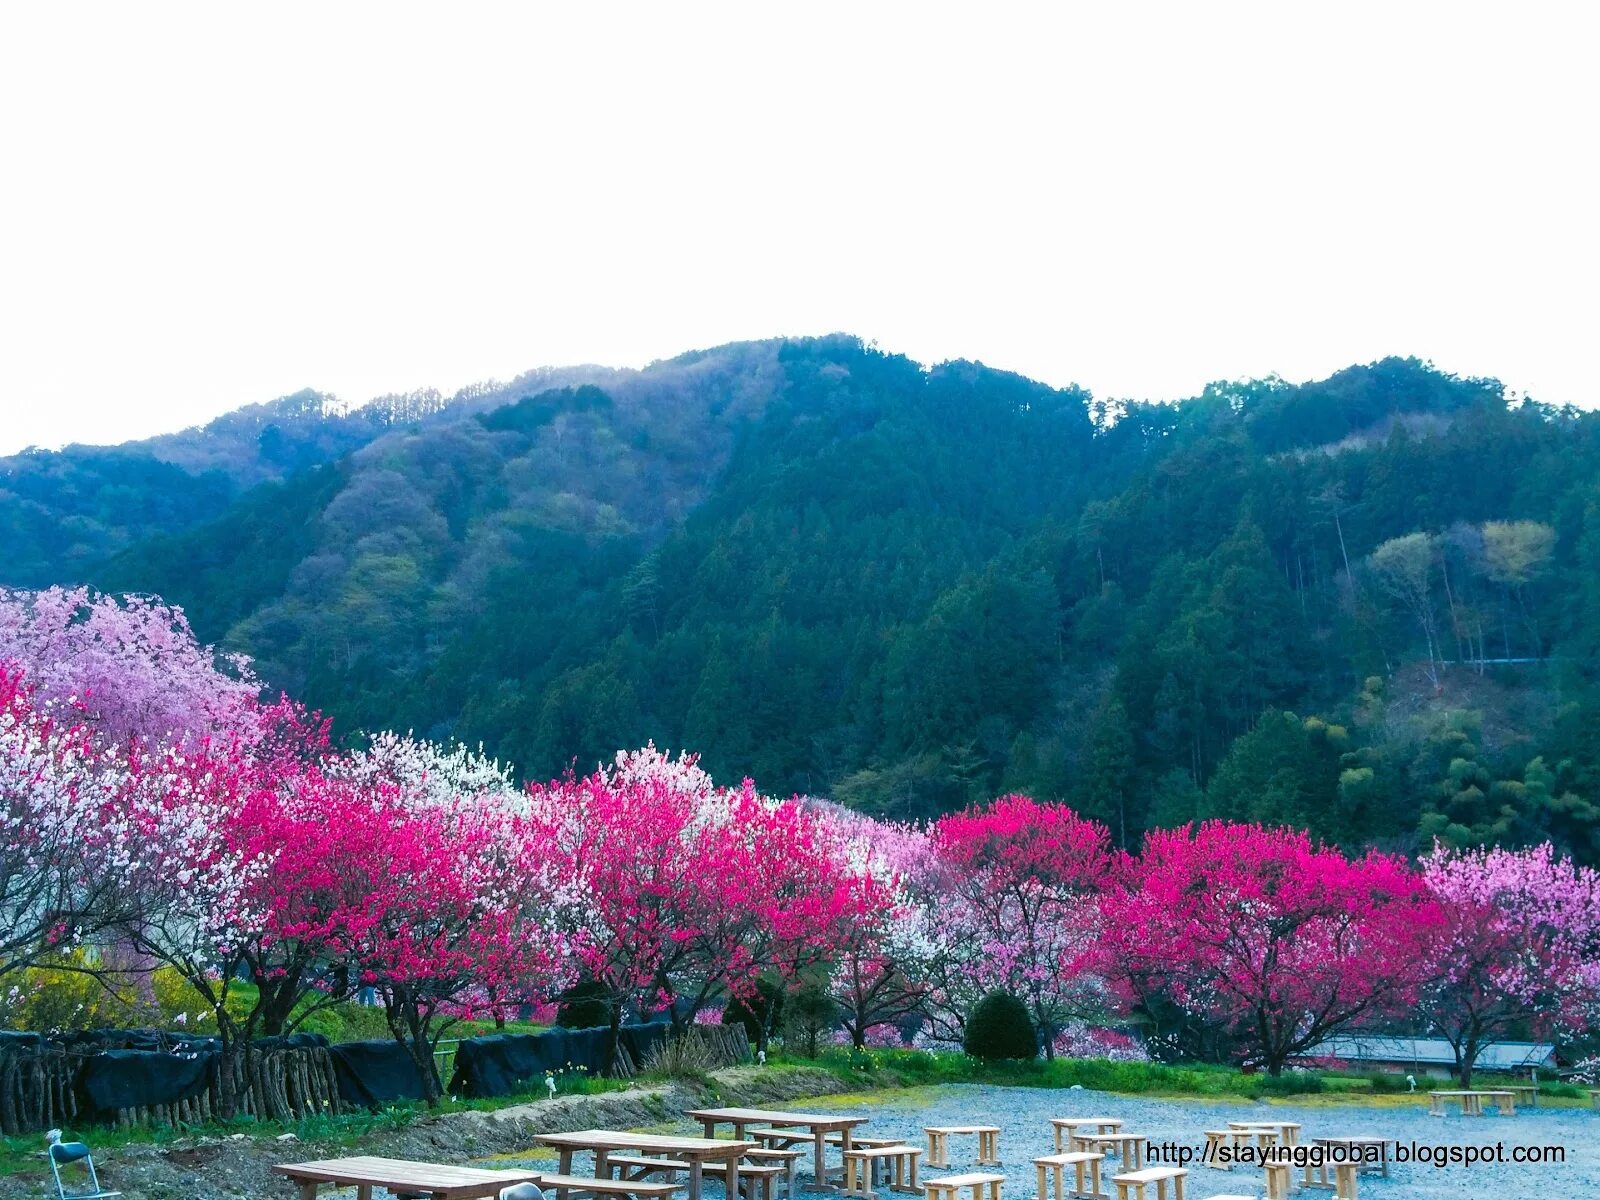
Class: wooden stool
1226,1121,1299,1149
1050,1120,1122,1155
924,1171,1005,1200
1262,1161,1292,1200
1318,1138,1389,1181
1082,1136,1147,1172
1200,1131,1253,1170
1111,1167,1185,1200
1033,1152,1106,1200
926,1127,1002,1168
844,1146,922,1198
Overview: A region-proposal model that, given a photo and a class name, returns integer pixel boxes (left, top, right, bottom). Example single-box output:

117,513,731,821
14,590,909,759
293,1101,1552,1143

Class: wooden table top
535,1129,756,1158
1227,1120,1301,1129
927,1125,1000,1134
1051,1117,1122,1127
688,1107,867,1129
274,1156,540,1199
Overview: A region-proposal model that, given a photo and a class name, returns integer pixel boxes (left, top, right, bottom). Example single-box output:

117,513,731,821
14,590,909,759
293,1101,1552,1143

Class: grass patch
773,1048,1338,1100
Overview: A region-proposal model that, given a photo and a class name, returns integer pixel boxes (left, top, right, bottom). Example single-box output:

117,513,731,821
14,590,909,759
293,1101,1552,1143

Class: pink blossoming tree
931,795,1114,1057
0,587,261,749
1419,841,1600,1085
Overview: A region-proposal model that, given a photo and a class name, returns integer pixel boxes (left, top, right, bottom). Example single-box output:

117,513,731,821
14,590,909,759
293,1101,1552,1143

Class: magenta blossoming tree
1419,842,1600,1085
1102,821,1437,1075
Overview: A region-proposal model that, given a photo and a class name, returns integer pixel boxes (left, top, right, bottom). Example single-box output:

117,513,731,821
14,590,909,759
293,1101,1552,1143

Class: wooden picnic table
688,1106,868,1192
534,1129,755,1200
274,1155,541,1200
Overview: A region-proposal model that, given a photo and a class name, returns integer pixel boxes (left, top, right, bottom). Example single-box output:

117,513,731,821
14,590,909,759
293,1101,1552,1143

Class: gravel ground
10,1075,1594,1199
678,1084,1599,1200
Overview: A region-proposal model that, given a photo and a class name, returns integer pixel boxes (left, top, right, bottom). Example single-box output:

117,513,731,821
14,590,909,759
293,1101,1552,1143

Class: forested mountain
9,336,1600,861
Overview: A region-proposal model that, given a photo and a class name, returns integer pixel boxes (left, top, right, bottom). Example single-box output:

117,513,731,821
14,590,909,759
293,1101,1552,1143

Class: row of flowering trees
4,585,1600,1103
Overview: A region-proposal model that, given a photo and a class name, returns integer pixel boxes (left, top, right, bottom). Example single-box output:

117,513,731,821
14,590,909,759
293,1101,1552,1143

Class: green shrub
1250,1070,1325,1096
963,992,1037,1061
556,980,612,1029
1361,1071,1410,1093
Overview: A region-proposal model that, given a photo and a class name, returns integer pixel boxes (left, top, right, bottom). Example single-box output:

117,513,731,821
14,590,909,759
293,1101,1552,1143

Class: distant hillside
0,355,708,585
11,336,1600,862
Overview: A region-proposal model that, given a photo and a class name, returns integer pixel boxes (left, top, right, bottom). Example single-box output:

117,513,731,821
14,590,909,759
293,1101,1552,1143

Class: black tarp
79,1048,214,1113
448,1022,672,1098
329,1039,434,1107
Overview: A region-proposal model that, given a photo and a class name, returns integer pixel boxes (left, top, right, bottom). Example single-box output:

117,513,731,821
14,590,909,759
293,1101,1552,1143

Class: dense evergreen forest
7,336,1600,860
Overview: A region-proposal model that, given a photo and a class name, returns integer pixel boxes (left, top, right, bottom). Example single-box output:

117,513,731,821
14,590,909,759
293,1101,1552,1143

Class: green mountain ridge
9,335,1600,859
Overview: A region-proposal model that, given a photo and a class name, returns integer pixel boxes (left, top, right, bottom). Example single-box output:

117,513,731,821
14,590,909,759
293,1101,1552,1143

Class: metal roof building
1307,1034,1556,1075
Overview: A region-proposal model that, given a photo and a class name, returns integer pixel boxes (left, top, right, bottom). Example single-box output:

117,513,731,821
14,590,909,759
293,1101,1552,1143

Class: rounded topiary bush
963,991,1038,1060
556,979,611,1029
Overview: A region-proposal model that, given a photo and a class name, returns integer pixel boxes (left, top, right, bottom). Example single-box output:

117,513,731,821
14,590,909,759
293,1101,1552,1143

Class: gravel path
668,1084,1597,1200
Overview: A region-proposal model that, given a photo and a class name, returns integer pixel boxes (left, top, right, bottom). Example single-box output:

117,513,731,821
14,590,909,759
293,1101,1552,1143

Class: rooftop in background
1309,1035,1557,1071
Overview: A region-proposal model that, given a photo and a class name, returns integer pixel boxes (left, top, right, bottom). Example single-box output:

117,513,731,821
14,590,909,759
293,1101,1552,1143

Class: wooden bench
1032,1152,1105,1200
923,1171,1005,1200
842,1145,922,1198
537,1174,683,1200
605,1157,784,1200
1428,1088,1512,1116
1111,1167,1185,1200
828,1135,911,1149
925,1127,1001,1168
745,1148,803,1200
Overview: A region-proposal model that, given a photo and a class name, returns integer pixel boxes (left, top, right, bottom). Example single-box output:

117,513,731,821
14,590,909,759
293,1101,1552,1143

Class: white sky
0,3,1595,455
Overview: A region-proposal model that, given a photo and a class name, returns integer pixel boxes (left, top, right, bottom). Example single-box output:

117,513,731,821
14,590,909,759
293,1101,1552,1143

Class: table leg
356,1188,373,1200
560,1149,574,1176
701,1118,716,1138
1054,1127,1063,1153
726,1156,741,1200
689,1160,704,1200
297,1185,318,1200
814,1133,828,1190
596,1150,612,1180
1036,1164,1046,1200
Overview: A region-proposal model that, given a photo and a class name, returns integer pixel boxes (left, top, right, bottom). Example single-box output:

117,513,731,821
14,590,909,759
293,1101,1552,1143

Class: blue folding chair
46,1132,121,1200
